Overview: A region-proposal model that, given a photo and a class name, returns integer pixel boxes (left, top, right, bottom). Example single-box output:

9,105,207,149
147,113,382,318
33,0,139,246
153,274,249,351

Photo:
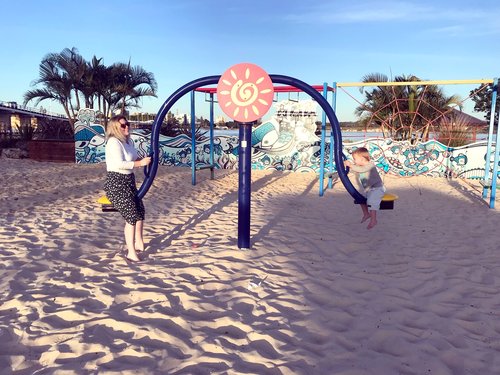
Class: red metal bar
195,84,334,93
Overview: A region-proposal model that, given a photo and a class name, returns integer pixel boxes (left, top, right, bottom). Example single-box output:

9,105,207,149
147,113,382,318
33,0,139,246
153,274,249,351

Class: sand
1,157,500,375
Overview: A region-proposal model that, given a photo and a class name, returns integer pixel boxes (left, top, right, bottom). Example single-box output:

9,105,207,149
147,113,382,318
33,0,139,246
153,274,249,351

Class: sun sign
217,63,274,123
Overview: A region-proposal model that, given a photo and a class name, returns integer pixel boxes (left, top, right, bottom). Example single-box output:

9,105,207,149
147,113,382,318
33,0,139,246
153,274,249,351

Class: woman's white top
105,137,138,174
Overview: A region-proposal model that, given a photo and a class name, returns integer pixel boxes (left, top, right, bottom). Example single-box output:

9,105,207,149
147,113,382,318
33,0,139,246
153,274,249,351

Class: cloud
425,22,500,38
283,1,500,27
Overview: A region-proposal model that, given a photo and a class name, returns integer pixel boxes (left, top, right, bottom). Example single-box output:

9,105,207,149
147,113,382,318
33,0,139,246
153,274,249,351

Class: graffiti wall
74,104,495,179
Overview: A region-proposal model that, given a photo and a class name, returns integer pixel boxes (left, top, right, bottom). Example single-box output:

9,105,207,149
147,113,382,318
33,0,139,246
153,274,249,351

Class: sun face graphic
217,63,274,123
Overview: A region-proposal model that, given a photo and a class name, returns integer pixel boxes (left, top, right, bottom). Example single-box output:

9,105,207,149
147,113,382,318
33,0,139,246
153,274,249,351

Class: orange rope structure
336,79,493,178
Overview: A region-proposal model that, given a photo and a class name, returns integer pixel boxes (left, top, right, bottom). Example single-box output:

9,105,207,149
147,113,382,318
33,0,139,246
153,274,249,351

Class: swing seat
480,179,500,190
97,195,117,212
196,164,215,170
380,193,398,210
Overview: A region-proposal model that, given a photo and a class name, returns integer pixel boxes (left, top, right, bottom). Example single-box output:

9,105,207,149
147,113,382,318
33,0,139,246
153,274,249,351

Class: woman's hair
106,115,129,143
352,147,371,161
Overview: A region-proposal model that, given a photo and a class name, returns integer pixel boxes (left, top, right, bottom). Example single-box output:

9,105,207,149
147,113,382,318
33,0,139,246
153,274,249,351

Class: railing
0,101,67,119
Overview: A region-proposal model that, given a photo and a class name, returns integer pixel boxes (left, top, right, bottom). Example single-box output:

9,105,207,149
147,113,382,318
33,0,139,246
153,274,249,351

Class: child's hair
352,147,371,161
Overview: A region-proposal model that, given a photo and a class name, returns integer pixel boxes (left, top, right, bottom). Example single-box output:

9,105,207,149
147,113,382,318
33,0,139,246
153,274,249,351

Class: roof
450,108,487,126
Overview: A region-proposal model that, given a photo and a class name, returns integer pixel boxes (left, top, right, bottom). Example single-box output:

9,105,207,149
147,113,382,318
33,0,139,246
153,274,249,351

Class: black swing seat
380,193,398,210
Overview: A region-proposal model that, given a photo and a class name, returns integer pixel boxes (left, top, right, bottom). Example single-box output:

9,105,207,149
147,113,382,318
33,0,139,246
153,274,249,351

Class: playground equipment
190,89,215,185
135,67,366,249
380,193,398,210
193,78,399,214
480,78,499,208
331,78,499,208
316,81,399,209
138,74,366,203
100,70,500,247
97,195,116,212
193,83,337,187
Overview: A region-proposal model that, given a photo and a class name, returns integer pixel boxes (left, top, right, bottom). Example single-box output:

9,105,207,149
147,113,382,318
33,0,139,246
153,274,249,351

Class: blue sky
1,0,499,121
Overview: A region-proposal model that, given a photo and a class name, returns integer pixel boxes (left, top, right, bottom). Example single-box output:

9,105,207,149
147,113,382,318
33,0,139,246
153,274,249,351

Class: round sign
217,63,274,123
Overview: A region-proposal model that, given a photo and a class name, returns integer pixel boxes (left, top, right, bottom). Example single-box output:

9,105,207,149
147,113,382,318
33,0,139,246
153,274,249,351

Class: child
344,147,386,229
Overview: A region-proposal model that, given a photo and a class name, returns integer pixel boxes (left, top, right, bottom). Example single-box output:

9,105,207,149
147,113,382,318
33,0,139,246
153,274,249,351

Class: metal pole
483,78,498,199
209,93,215,179
328,82,337,189
489,79,499,208
191,90,196,185
238,122,252,249
318,83,327,196
337,79,494,87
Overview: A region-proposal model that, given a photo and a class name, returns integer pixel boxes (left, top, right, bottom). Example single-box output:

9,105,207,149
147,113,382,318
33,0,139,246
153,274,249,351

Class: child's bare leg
367,210,377,229
360,204,371,223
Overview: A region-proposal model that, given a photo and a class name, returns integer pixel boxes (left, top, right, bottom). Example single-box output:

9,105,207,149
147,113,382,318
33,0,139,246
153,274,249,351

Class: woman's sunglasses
120,122,130,129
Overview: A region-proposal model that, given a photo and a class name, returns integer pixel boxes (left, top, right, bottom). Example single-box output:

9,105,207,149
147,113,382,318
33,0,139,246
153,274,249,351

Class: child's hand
344,160,352,167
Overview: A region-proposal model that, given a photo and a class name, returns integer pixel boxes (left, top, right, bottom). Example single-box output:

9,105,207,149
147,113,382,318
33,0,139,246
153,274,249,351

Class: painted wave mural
74,104,495,179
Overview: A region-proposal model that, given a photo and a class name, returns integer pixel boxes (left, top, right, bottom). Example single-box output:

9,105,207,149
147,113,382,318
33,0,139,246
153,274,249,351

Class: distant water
212,129,239,137
212,129,488,142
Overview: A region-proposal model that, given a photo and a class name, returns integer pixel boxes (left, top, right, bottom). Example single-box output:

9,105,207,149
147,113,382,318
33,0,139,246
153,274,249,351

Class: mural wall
74,104,495,180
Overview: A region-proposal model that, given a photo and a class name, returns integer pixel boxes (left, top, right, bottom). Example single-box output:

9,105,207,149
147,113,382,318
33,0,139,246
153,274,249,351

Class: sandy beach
1,157,500,375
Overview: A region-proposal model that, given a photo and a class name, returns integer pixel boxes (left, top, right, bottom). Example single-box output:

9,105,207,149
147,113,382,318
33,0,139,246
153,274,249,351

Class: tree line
23,48,498,144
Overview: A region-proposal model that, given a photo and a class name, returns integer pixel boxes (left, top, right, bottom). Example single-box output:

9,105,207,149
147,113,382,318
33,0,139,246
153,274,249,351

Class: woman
104,115,151,262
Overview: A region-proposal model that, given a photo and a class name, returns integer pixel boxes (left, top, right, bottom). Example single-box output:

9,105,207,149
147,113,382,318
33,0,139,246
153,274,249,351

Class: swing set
98,81,397,211
98,77,499,213
328,78,499,208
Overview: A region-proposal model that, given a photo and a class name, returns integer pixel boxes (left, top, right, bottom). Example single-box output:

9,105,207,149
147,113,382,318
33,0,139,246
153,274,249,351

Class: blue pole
489,79,500,208
210,93,215,179
483,78,498,199
318,83,327,196
328,82,337,189
238,122,252,249
191,90,196,185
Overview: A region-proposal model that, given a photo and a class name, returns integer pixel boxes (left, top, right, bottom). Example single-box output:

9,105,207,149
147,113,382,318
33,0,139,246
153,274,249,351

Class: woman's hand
141,157,152,166
136,157,152,167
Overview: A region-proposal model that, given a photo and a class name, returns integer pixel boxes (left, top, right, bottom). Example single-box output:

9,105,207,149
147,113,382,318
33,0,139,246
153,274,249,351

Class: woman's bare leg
134,220,145,251
124,222,140,261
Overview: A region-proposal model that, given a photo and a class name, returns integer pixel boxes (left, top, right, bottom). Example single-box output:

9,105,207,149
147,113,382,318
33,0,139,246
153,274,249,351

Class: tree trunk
421,126,430,142
121,96,126,115
102,101,108,129
74,88,81,111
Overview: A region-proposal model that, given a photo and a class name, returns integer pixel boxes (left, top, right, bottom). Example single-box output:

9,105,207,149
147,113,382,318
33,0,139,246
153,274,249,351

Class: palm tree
355,73,462,142
80,55,106,110
24,52,76,126
24,47,158,130
109,61,158,115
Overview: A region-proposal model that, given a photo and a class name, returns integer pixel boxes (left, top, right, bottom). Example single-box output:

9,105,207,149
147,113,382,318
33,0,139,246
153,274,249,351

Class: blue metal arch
137,74,366,204
137,75,220,199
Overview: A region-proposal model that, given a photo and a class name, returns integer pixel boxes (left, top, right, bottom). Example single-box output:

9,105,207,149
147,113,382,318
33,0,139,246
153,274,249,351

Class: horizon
1,0,499,122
